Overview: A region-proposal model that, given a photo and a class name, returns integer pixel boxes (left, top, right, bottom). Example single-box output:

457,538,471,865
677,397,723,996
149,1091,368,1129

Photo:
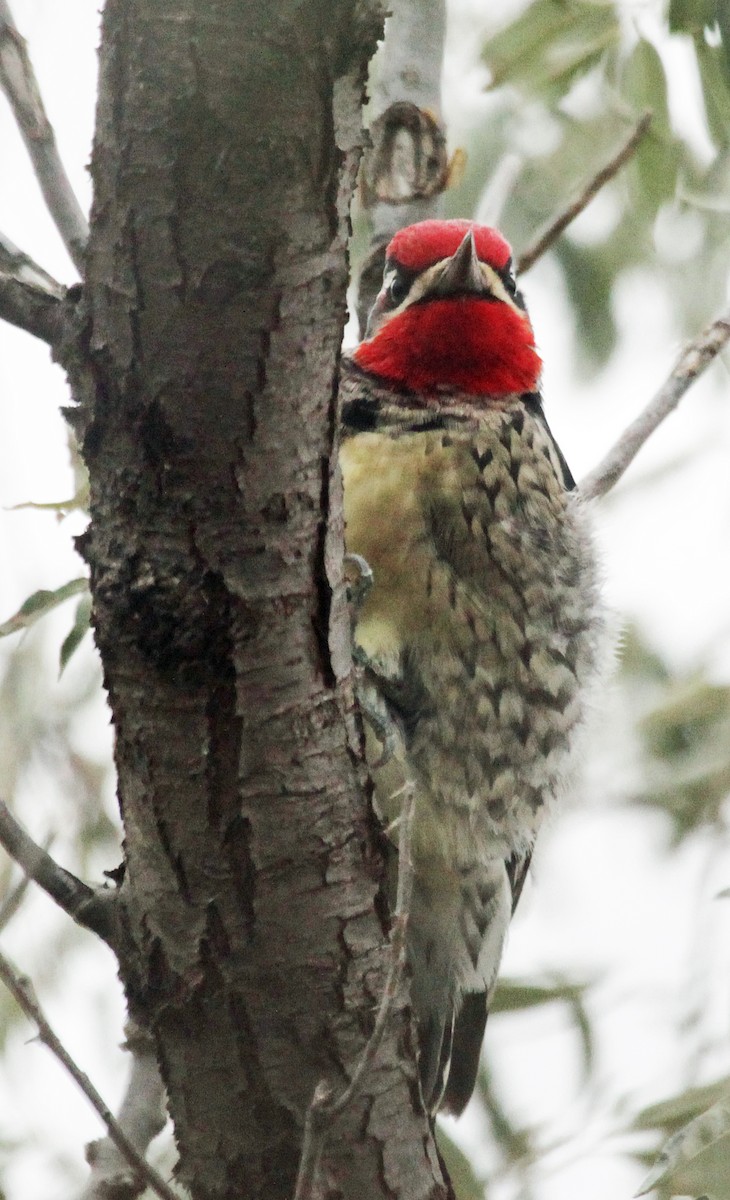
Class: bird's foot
344,552,374,615
352,647,400,768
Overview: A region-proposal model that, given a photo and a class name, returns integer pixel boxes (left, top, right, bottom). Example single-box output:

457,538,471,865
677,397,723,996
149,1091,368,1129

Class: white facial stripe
375,255,522,335
480,263,521,312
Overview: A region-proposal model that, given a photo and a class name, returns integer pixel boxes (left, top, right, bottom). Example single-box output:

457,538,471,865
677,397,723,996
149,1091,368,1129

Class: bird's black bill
432,230,485,298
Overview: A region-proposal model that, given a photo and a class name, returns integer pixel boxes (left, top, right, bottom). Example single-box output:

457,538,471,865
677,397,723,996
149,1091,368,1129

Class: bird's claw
344,553,374,614
352,653,400,768
346,561,399,766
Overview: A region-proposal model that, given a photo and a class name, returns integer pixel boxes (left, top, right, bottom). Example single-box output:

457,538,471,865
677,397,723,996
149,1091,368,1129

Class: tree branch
0,230,65,341
367,0,446,239
516,111,653,276
356,0,447,332
0,866,31,933
0,0,88,273
0,949,178,1200
0,799,118,947
0,271,64,342
78,1020,170,1200
294,782,417,1200
579,311,730,502
0,229,64,293
0,828,53,937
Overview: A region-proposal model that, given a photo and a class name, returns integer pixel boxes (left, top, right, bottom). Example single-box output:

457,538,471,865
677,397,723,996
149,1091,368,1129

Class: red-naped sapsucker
339,220,602,1116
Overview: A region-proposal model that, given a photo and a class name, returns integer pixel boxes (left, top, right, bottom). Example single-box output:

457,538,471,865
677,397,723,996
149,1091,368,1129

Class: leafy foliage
491,974,594,1078
59,594,92,675
437,7,730,1188
435,1133,486,1200
0,577,91,674
0,579,88,640
481,0,621,100
634,1079,730,1199
616,626,730,841
638,676,730,840
443,0,730,368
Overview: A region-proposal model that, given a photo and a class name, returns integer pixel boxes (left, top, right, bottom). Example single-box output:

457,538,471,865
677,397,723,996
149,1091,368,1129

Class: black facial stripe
410,290,499,306
376,254,522,321
522,392,576,490
496,257,519,298
341,394,379,431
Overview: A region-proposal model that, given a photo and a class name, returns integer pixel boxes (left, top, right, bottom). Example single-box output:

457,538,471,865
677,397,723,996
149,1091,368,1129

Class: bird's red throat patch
354,297,542,399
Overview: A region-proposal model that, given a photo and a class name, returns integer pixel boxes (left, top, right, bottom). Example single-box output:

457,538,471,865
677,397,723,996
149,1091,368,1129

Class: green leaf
482,0,620,102
492,975,594,1076
435,1129,485,1200
59,594,93,674
634,676,730,838
475,1058,535,1166
678,145,730,213
556,239,619,368
8,481,89,516
621,39,680,212
636,1087,730,1199
0,579,89,638
718,0,730,83
622,39,671,134
695,40,730,147
491,975,588,1013
618,625,673,683
641,680,730,759
635,1078,730,1132
669,0,717,33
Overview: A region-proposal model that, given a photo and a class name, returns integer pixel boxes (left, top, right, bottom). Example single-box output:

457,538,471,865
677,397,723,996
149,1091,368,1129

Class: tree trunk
57,1,450,1197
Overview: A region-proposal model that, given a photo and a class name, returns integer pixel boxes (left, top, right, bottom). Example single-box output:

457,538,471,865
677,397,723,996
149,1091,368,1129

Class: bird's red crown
388,219,512,275
354,219,541,400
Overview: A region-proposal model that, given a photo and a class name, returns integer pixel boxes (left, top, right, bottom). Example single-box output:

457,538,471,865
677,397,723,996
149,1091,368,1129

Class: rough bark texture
58,2,451,1198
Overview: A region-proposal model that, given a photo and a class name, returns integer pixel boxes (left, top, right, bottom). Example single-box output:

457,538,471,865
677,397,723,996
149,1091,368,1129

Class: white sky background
1,2,730,1199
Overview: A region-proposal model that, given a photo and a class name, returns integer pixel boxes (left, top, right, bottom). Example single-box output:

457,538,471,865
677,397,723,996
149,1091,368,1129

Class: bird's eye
502,259,517,295
386,273,408,307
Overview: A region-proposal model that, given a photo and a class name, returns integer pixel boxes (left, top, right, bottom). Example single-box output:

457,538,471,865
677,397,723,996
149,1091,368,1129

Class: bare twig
0,0,88,272
0,271,64,342
580,311,730,502
0,229,65,341
294,782,417,1200
0,798,118,946
0,832,53,933
0,229,64,294
78,1020,170,1200
516,111,653,276
0,949,178,1200
0,868,31,933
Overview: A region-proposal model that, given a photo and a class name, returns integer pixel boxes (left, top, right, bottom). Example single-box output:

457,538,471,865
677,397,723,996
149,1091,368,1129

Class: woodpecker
339,219,601,1116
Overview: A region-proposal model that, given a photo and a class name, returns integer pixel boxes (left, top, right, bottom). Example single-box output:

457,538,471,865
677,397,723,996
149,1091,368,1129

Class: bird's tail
407,862,511,1114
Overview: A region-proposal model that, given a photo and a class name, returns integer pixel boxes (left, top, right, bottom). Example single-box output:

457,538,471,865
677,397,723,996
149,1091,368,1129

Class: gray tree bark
54,2,452,1197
